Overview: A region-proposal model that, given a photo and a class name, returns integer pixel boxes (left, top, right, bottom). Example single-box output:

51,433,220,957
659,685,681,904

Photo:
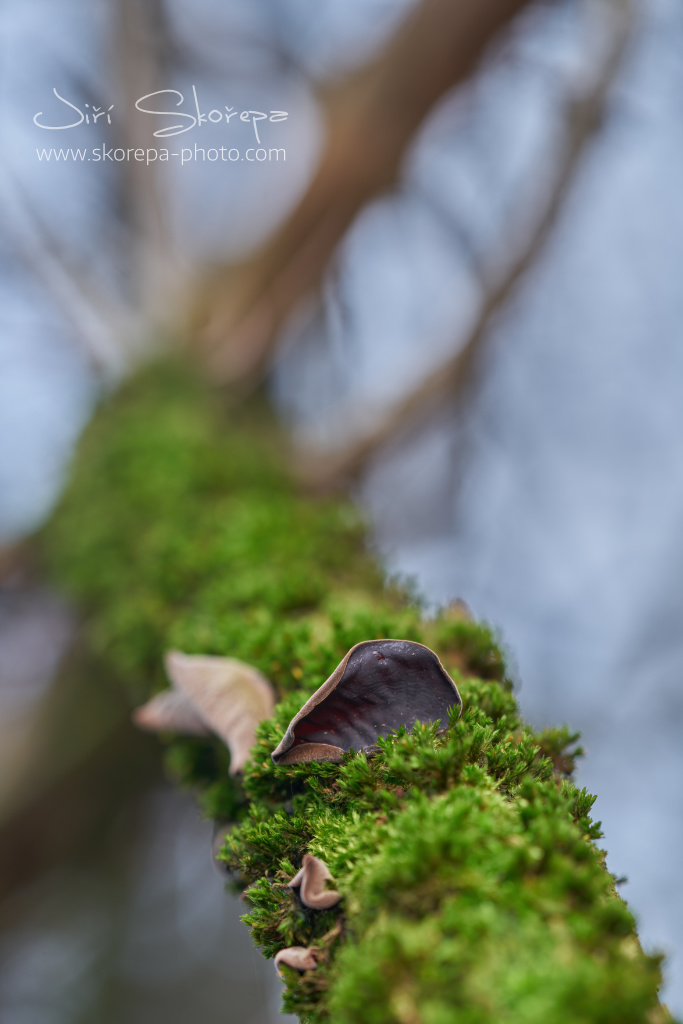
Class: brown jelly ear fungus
271,639,462,766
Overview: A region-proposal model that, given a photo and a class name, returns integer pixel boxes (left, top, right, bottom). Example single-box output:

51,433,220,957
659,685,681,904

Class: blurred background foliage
1,0,683,1021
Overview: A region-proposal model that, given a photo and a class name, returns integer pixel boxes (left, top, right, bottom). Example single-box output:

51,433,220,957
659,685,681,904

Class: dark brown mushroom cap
271,639,462,766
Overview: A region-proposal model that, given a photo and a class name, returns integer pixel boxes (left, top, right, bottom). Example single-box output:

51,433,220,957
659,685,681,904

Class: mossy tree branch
40,363,673,1024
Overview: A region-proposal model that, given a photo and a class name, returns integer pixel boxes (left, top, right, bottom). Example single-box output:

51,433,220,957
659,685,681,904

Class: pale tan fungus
132,688,209,735
132,650,275,774
274,946,318,975
288,853,342,910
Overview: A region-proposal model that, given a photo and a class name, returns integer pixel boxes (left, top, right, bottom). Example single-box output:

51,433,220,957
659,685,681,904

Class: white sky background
1,0,683,1017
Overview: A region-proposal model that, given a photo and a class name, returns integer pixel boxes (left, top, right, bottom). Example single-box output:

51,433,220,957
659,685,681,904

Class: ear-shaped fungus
274,947,318,975
133,651,275,774
288,854,341,910
132,688,209,736
271,639,461,766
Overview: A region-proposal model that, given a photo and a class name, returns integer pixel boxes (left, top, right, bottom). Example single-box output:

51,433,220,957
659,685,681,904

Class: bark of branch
297,0,636,489
111,0,179,318
194,0,538,386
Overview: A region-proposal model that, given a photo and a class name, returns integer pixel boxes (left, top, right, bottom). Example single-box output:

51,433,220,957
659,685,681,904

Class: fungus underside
41,362,673,1024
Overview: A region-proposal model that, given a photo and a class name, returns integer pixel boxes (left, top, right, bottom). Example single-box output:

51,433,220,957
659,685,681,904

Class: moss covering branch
41,362,672,1023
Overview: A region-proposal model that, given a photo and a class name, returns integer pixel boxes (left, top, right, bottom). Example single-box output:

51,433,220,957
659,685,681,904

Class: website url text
36,144,286,165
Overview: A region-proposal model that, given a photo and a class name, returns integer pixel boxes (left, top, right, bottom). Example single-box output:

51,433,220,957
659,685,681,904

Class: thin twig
0,169,131,378
297,0,636,489
415,182,486,285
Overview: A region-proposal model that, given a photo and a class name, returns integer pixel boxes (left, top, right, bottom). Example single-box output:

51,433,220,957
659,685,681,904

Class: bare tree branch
110,0,179,318
192,0,539,387
296,0,636,489
415,181,487,285
0,1,187,380
0,169,133,378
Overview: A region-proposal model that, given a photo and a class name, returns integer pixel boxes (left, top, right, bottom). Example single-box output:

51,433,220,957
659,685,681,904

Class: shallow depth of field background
1,1,683,1021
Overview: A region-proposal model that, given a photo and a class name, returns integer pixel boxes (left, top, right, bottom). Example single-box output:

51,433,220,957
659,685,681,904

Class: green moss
41,361,673,1023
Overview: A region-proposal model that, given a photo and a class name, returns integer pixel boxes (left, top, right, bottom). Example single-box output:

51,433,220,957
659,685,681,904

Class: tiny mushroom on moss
274,946,318,976
288,854,341,910
271,639,462,766
133,650,275,774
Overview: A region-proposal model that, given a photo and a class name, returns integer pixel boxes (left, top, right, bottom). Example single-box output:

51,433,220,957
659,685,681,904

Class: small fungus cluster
134,638,461,982
275,853,342,976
